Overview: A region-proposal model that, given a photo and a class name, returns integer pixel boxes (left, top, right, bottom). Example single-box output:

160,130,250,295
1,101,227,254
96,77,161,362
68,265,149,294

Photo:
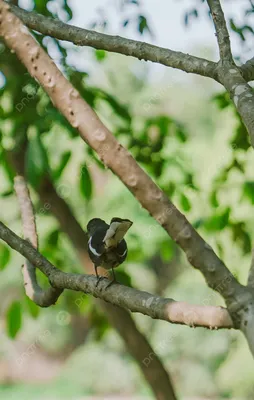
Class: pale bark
14,175,63,306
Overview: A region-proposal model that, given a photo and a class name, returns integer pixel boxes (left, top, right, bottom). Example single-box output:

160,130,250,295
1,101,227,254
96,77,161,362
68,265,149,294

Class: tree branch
247,248,254,288
0,220,233,329
8,2,219,81
241,57,254,82
206,0,233,62
206,0,254,148
0,1,244,310
13,175,63,307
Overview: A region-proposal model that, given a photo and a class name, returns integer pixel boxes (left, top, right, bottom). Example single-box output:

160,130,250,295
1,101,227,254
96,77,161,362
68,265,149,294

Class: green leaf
243,181,254,203
138,15,151,35
80,164,92,201
210,190,219,208
25,131,49,188
25,297,40,319
180,193,191,211
204,208,230,232
161,241,174,262
6,301,22,339
53,151,71,180
47,229,59,247
95,50,107,62
231,222,251,254
0,189,13,198
0,243,10,270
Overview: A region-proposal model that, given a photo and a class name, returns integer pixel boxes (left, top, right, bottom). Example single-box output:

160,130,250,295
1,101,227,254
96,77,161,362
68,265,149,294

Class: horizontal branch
0,1,244,309
0,220,233,329
9,3,219,81
14,175,63,307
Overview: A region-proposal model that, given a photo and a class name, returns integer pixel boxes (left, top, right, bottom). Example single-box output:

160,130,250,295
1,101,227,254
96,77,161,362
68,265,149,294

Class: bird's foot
95,276,106,287
105,278,118,289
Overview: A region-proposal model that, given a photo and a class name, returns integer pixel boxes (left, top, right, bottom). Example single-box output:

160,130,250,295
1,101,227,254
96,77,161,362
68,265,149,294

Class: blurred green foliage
0,0,254,398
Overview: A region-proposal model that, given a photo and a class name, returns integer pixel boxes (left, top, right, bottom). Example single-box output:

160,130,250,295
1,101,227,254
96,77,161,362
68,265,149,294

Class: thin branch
0,220,234,329
0,1,244,309
248,248,254,288
206,0,234,62
8,2,219,81
14,175,63,307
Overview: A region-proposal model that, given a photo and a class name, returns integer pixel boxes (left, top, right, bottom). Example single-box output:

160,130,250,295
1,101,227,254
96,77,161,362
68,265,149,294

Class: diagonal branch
0,1,244,309
14,175,63,307
0,220,233,329
206,0,234,62
8,2,219,81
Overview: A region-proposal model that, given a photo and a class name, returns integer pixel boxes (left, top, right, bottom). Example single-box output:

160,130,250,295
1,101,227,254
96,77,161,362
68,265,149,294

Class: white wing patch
120,249,127,257
88,237,102,257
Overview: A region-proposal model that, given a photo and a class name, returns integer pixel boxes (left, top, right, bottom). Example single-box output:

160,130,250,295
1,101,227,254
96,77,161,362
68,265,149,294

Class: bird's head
87,218,107,236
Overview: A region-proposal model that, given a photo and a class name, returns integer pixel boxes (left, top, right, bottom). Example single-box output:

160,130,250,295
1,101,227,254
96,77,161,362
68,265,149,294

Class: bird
87,217,133,287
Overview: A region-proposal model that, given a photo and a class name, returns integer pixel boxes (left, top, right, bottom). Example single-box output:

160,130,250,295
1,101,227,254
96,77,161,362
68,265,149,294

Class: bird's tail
104,218,132,248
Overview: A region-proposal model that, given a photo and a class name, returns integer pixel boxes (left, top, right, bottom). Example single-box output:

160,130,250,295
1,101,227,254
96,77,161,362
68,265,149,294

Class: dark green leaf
210,190,219,208
80,164,92,200
25,132,49,188
0,243,10,270
138,15,151,35
243,181,254,203
1,189,13,198
47,229,59,247
204,208,230,232
180,193,191,211
6,301,22,339
53,151,71,180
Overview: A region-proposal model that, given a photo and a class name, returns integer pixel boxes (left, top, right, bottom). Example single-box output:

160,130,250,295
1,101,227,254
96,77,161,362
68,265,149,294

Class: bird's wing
88,228,107,257
115,239,128,262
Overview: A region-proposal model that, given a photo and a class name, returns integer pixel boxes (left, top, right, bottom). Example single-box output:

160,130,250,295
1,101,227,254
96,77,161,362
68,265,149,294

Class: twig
0,220,234,329
14,176,63,307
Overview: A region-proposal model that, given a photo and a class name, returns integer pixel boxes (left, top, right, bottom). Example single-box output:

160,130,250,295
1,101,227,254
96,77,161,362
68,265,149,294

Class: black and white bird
87,217,133,286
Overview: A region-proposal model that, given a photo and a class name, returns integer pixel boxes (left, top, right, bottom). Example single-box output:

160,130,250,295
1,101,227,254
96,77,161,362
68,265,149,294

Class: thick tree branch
207,0,234,62
0,1,245,311
14,175,63,307
0,220,233,329
8,2,219,81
